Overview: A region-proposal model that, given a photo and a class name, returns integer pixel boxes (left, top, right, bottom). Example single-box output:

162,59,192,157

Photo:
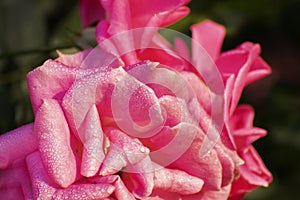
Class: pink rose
0,0,272,199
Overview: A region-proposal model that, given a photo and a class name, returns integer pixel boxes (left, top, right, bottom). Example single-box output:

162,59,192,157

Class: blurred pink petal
0,123,37,169
79,0,105,28
34,99,76,188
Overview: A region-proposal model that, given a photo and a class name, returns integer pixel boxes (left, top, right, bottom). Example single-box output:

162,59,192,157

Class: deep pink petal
234,128,267,150
191,20,226,61
230,147,272,198
230,105,255,130
34,99,76,188
129,0,190,28
0,123,37,169
217,42,270,115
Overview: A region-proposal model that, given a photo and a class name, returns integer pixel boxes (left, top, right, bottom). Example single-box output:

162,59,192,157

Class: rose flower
0,0,272,199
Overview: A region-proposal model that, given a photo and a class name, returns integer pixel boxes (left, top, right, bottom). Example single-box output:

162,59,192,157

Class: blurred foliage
0,0,299,199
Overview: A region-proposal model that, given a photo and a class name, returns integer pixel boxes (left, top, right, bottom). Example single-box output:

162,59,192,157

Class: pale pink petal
53,183,115,200
26,152,57,199
34,99,76,188
89,175,135,200
79,0,105,28
191,20,226,61
79,104,105,177
0,123,37,169
154,167,204,195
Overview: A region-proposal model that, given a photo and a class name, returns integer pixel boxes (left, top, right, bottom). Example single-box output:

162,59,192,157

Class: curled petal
0,123,37,169
217,42,271,115
230,147,272,198
35,99,76,188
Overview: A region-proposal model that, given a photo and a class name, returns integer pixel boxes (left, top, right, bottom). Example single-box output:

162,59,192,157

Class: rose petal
182,184,231,200
53,183,115,200
79,0,105,28
100,128,149,176
154,167,204,195
191,20,226,61
123,156,154,198
26,152,57,199
89,175,135,200
0,158,33,199
34,99,76,188
27,59,90,113
0,123,37,169
79,104,105,177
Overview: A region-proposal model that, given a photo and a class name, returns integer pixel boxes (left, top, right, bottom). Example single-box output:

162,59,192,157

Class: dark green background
0,0,299,199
